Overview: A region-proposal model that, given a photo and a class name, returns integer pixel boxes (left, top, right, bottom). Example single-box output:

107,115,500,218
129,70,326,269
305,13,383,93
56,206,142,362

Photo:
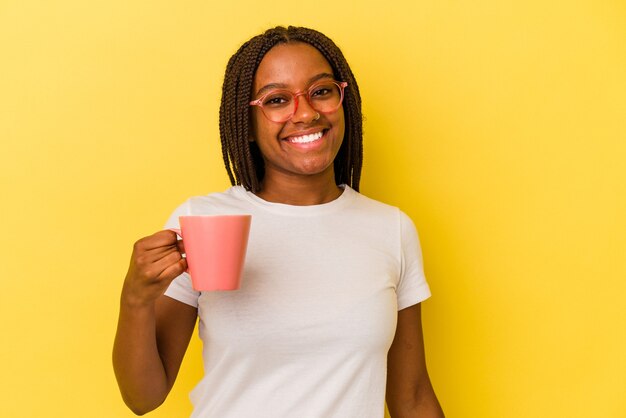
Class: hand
121,230,187,308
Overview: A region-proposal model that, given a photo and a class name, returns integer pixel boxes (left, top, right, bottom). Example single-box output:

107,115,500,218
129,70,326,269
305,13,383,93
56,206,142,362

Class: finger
151,234,184,259
134,237,182,264
176,239,185,255
159,258,187,283
133,244,182,270
134,230,180,252
134,254,182,286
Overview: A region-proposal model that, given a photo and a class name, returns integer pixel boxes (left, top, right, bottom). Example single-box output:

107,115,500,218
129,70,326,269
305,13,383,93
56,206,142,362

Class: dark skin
387,304,444,417
113,232,197,414
250,43,346,205
113,42,443,417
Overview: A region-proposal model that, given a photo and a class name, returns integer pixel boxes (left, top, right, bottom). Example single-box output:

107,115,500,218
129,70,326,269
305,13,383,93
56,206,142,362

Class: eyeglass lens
261,82,343,122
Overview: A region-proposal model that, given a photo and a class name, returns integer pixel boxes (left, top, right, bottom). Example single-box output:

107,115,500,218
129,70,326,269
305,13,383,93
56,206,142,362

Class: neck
255,171,343,206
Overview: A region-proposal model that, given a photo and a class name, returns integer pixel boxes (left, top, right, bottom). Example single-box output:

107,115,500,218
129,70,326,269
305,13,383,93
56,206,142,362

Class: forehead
253,42,333,91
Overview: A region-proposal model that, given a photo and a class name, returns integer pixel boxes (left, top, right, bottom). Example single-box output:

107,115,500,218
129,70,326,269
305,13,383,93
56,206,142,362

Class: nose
290,92,318,123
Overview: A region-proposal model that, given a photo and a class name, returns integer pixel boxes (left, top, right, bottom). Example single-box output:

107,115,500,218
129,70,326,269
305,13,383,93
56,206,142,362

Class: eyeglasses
250,80,348,123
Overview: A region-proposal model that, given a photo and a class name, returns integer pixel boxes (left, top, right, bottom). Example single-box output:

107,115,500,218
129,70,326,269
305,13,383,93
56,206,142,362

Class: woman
113,26,444,418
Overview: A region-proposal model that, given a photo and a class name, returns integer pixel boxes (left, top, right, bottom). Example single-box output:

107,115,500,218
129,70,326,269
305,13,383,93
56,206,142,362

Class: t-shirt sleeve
163,200,200,308
397,210,432,310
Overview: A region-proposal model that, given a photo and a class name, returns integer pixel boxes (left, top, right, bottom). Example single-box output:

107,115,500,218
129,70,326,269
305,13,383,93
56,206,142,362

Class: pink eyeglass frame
249,81,348,122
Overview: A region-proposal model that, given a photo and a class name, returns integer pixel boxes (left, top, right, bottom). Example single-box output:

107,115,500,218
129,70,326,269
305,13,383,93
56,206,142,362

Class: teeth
289,131,323,144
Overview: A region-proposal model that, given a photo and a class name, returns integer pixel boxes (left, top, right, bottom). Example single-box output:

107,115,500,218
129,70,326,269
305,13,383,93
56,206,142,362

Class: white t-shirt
164,185,431,418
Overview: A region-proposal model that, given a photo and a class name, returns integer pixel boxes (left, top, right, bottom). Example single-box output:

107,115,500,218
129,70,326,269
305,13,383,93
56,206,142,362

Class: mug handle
168,228,189,273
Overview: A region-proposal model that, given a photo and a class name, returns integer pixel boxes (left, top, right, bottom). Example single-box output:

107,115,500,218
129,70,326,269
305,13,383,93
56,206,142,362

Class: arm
113,231,197,415
386,303,444,418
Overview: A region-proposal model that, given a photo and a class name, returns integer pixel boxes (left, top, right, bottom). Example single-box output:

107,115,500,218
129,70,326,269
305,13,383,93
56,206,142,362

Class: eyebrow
254,72,335,97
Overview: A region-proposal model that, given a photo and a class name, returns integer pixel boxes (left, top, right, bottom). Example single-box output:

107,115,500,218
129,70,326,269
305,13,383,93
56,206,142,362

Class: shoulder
348,189,419,239
164,186,250,228
349,188,411,221
186,186,248,212
178,185,257,214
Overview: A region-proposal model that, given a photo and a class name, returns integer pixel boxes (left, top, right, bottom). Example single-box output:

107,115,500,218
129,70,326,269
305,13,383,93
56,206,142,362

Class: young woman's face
250,42,345,183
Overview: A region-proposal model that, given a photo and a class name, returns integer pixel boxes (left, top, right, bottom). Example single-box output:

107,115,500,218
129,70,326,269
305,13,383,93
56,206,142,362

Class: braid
219,26,364,193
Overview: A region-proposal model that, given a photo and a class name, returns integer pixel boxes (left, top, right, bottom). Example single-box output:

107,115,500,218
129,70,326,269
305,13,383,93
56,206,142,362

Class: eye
310,82,339,100
311,87,332,98
263,92,291,107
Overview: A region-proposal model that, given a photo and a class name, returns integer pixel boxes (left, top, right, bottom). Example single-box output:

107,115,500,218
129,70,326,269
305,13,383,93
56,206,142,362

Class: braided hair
219,26,363,193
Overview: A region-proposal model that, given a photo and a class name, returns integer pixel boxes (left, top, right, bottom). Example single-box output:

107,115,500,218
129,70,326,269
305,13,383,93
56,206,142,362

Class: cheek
250,116,284,158
334,109,346,143
251,116,275,147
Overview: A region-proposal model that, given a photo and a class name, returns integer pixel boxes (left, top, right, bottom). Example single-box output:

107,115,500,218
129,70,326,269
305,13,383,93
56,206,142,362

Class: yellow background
1,0,625,417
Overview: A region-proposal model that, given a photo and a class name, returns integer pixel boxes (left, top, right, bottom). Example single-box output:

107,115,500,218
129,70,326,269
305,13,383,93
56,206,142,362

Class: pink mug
170,215,251,291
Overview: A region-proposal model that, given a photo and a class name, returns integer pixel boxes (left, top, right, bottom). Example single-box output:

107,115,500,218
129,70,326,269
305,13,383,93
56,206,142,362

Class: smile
287,130,324,144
